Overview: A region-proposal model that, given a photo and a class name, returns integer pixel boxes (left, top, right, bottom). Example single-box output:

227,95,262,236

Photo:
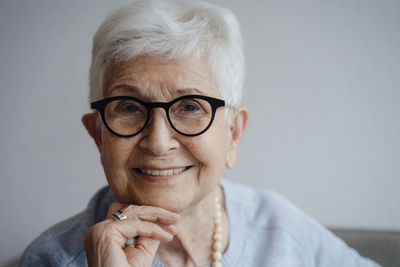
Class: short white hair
89,0,244,108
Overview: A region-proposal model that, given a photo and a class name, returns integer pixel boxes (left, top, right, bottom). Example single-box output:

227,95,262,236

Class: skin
82,54,248,267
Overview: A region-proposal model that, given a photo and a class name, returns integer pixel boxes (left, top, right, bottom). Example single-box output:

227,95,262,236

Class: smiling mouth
135,166,190,177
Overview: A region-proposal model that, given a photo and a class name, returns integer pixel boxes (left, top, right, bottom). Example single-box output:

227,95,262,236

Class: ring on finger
125,237,138,248
111,210,127,221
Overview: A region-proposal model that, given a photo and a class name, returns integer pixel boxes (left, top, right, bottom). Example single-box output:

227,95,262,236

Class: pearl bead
212,261,222,267
215,210,222,219
213,251,222,260
213,233,222,241
213,241,222,251
214,224,222,234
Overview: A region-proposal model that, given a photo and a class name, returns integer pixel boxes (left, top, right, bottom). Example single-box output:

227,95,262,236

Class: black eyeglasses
91,94,225,137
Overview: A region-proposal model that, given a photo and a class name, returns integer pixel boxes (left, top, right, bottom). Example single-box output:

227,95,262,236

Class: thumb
124,237,161,266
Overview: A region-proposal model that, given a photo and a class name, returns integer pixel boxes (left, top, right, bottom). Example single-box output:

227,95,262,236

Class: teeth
139,167,186,176
173,168,182,174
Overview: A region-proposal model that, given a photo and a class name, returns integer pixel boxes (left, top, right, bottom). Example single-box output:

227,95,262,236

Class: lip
133,166,192,183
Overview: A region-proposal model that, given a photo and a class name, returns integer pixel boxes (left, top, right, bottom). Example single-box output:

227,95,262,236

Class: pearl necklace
211,196,223,267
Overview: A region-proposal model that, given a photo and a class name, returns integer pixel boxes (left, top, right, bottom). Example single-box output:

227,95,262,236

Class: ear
225,106,248,169
82,113,102,152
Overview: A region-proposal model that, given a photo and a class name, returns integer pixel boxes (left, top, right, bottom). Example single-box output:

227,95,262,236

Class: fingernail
168,225,177,234
171,213,181,219
165,213,180,221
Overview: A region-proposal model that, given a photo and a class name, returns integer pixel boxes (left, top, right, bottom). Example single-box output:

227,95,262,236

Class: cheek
100,131,135,169
100,132,138,202
184,122,230,171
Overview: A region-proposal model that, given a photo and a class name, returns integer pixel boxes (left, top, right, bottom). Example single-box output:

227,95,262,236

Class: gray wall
0,0,399,265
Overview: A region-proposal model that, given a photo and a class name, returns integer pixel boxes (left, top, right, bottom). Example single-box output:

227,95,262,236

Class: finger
136,211,180,224
107,219,173,246
107,203,180,224
125,205,180,224
124,237,161,266
158,224,177,235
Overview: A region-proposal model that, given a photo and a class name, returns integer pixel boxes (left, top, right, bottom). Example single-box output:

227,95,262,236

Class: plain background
0,0,399,265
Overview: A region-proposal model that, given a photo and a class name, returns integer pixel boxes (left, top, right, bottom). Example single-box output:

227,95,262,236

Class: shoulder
220,178,380,266
20,186,115,267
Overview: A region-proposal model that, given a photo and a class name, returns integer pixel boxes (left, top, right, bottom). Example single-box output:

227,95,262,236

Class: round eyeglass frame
90,94,226,137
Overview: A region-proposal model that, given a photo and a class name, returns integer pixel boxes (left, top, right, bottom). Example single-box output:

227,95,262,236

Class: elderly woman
21,1,379,267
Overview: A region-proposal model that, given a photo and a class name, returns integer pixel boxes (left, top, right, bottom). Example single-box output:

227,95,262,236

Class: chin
137,194,196,212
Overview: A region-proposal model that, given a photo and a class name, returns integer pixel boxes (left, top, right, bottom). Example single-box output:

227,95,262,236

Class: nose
137,108,179,156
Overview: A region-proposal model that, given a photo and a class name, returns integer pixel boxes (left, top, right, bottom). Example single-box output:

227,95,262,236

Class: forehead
103,55,220,100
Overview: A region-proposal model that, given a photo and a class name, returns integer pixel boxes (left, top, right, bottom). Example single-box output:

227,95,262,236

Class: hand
84,203,180,267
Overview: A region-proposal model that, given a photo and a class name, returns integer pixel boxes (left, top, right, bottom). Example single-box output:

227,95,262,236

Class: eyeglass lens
104,97,213,136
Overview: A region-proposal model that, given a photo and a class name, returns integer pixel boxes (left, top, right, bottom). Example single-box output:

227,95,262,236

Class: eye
179,99,202,113
182,102,200,112
120,103,139,113
170,97,211,119
114,100,144,115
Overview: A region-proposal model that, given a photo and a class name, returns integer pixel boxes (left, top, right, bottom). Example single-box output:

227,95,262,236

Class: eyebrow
110,84,205,97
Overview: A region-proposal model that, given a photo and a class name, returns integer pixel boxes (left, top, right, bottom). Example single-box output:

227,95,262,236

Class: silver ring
111,210,127,221
125,237,138,248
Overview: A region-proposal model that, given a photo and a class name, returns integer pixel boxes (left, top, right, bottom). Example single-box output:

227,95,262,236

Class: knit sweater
20,179,380,267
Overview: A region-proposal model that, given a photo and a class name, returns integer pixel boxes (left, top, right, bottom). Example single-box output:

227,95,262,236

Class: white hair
89,0,244,108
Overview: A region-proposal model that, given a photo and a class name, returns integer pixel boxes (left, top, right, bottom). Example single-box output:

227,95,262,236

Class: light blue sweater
20,179,380,266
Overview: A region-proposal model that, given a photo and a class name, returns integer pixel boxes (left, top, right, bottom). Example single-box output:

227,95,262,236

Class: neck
157,185,229,266
178,185,223,224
